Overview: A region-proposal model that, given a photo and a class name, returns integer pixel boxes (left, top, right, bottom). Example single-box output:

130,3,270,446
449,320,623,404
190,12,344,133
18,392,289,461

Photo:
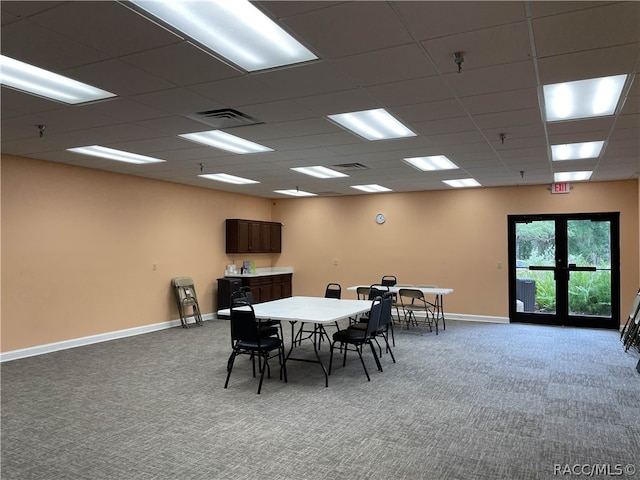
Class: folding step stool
171,277,203,328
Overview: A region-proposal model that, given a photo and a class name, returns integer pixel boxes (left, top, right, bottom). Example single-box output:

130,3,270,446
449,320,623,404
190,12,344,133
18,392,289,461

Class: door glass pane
567,220,612,317
515,220,556,314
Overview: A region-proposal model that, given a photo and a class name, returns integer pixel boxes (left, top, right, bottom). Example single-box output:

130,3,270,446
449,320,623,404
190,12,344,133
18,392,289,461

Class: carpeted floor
1,319,639,480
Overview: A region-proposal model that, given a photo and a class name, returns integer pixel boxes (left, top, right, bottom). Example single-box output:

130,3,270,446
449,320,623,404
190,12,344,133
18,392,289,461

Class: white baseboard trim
444,313,510,324
1,311,508,363
0,313,215,363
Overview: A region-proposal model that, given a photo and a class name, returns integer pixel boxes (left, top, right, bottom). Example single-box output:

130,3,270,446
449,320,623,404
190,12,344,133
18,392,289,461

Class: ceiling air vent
315,191,344,196
185,108,263,129
331,162,369,171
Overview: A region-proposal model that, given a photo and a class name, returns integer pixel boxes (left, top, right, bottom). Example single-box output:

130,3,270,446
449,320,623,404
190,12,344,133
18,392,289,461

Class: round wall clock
375,213,386,224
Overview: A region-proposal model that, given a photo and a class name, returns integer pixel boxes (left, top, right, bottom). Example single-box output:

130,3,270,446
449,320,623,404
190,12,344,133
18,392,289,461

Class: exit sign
551,182,570,194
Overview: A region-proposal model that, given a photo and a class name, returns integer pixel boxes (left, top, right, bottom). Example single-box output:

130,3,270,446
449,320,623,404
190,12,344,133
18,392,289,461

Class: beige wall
1,155,274,352
2,153,639,353
272,180,639,320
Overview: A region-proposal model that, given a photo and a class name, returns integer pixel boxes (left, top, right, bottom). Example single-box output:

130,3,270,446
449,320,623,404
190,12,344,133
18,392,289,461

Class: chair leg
257,354,269,394
382,333,396,363
368,341,383,372
355,345,371,381
224,352,237,389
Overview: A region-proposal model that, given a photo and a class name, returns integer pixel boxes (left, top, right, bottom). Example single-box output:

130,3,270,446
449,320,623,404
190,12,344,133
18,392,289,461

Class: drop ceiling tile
64,59,174,97
473,108,542,130
131,88,220,115
394,100,468,123
28,1,181,57
394,1,526,40
1,20,109,71
460,88,539,115
423,21,532,74
442,60,537,97
365,76,454,107
256,61,356,99
537,45,640,85
546,117,615,137
240,100,317,123
412,116,478,136
188,76,285,106
281,2,413,59
331,44,437,87
533,2,640,58
294,89,379,116
121,43,241,87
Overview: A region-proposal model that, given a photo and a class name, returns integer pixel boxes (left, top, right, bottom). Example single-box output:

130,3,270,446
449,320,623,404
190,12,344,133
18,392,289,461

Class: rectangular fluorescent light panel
442,178,481,188
130,0,317,72
403,155,458,171
67,146,165,164
328,108,416,141
179,130,273,154
351,184,393,193
199,173,259,184
274,189,317,197
543,75,627,122
551,141,605,161
291,166,348,179
554,171,592,182
0,55,116,104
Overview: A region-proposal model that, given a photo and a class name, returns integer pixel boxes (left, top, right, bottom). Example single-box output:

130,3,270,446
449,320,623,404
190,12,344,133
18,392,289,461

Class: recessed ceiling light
0,55,116,104
403,155,458,171
291,166,348,179
543,75,627,122
551,141,605,161
442,178,481,188
129,0,317,72
274,189,317,197
67,146,165,164
328,108,416,141
179,130,273,154
199,173,259,184
351,184,393,193
554,171,592,182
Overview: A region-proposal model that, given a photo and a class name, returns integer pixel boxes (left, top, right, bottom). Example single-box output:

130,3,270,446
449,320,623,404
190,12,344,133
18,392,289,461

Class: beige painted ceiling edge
1,0,639,199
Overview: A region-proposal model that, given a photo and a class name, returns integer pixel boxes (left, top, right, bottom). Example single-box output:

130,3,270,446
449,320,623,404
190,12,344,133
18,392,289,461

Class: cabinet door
270,223,282,253
260,222,271,252
226,219,250,254
248,222,261,252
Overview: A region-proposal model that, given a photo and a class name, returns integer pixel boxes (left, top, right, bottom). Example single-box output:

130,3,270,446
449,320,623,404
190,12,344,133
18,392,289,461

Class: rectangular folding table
218,296,372,386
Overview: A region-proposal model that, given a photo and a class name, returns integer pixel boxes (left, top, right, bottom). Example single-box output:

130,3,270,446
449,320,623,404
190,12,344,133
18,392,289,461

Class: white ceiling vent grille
185,109,263,129
331,162,369,171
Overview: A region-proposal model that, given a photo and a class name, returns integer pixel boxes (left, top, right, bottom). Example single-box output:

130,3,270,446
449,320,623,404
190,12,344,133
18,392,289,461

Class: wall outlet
153,263,158,271
333,259,339,266
497,262,503,270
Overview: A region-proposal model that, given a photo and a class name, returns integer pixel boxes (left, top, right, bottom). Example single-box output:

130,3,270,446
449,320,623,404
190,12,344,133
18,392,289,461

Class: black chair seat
332,328,368,343
238,336,281,350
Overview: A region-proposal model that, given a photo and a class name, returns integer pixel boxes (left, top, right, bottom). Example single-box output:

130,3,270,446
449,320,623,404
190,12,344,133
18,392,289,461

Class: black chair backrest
240,286,255,304
230,303,261,343
325,283,341,299
379,293,393,328
365,297,383,337
381,275,397,286
368,284,389,300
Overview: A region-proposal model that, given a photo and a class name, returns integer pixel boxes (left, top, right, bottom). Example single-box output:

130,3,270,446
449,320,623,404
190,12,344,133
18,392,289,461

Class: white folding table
218,296,372,387
347,285,454,331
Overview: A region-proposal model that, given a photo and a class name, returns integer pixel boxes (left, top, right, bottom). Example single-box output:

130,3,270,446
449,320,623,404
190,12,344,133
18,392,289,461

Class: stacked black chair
329,296,383,381
224,303,287,394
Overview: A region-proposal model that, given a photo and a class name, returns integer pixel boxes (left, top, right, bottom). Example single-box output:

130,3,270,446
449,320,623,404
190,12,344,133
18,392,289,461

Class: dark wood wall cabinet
225,219,282,254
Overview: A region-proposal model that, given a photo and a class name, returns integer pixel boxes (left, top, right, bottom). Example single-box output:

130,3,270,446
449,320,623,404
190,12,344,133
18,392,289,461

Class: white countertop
224,267,293,278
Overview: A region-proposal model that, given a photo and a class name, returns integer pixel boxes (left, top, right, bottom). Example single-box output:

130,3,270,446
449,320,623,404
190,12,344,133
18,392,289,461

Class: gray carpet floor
1,319,639,480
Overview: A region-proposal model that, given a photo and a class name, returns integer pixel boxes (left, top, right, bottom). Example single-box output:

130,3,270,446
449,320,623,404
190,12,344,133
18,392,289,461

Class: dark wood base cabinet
232,274,292,304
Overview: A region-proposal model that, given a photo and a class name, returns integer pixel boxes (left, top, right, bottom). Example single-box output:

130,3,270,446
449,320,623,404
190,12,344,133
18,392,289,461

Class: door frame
508,212,620,329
